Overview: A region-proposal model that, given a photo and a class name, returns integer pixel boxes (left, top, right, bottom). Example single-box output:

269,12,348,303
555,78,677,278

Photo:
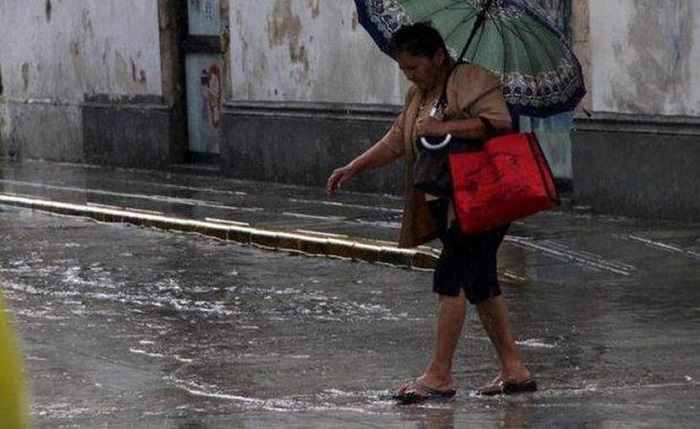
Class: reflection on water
177,421,209,429
398,405,456,429
396,396,534,429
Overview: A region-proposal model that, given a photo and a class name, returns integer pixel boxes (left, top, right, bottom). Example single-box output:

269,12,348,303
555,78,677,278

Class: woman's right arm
327,88,414,197
325,131,403,196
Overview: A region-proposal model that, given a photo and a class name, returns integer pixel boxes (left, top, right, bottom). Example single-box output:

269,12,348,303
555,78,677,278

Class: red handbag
448,132,560,234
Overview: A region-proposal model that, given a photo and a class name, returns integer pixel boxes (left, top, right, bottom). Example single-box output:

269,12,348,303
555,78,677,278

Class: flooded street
1,204,699,428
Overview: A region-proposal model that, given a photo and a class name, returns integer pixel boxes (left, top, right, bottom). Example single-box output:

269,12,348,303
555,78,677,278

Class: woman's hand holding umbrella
416,116,450,139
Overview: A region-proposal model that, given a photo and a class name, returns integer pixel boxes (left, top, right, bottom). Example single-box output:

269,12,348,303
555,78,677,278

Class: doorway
182,0,227,164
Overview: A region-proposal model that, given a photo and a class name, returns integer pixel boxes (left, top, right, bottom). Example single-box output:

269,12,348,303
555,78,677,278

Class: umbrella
354,0,586,118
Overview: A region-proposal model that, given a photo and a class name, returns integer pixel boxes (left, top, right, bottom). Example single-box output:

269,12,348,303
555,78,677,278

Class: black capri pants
427,199,509,305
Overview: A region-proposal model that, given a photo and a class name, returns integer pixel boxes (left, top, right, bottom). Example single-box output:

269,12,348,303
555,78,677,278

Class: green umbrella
354,0,586,117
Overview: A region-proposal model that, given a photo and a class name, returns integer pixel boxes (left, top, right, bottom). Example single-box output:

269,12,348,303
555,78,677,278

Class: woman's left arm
419,116,506,140
418,65,512,140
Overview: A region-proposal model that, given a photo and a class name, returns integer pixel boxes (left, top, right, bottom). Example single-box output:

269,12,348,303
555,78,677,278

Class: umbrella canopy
354,0,586,117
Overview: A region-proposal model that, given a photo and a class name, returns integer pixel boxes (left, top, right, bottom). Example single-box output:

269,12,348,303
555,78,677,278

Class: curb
0,194,438,270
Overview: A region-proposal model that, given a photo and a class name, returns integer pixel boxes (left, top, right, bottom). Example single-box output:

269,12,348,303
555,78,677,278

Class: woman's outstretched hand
326,165,357,196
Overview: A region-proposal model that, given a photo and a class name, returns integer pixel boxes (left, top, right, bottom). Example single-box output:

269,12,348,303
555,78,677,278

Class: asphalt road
1,204,698,428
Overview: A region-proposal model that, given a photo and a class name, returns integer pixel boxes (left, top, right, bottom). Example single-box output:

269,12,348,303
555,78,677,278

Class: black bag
412,137,483,198
412,142,452,198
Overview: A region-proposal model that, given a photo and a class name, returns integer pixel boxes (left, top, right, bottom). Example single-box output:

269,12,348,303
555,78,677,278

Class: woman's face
396,50,445,93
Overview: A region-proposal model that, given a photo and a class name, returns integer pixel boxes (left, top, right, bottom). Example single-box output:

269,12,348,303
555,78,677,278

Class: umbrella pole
456,0,493,61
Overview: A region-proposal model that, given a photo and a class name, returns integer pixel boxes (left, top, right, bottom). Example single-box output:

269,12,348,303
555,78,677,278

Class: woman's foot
476,372,537,396
392,378,457,404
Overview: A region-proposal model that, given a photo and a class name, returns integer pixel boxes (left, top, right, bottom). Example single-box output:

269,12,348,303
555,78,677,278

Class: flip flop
476,378,537,396
391,380,457,404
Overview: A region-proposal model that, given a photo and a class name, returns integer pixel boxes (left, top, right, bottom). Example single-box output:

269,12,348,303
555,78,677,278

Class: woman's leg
400,200,466,391
396,290,467,394
419,291,468,388
476,295,532,385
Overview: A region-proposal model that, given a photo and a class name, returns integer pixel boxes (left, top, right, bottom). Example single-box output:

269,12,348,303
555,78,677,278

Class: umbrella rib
410,0,465,24
508,12,564,82
505,17,548,71
444,9,479,48
466,16,489,63
490,15,509,81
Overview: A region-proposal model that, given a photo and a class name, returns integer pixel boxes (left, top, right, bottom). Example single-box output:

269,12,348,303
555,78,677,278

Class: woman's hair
388,22,448,59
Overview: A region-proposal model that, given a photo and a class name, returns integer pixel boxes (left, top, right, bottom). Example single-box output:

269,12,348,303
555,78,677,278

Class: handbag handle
420,105,453,150
419,62,460,151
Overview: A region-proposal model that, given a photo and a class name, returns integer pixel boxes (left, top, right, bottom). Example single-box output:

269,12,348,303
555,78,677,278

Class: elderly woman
326,22,536,403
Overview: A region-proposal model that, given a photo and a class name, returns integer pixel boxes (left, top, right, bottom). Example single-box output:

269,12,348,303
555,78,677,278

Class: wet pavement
0,159,699,428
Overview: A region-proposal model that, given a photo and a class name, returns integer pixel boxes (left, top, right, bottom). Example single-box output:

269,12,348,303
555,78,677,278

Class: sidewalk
1,158,699,279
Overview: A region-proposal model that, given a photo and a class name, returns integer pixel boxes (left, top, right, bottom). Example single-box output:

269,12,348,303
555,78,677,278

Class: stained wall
0,0,161,161
573,0,700,222
589,1,700,116
0,0,160,101
228,0,406,105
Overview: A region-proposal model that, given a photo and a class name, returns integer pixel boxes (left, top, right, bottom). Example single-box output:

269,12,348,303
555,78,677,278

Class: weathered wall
229,0,406,104
0,0,162,162
589,1,699,115
573,1,700,222
0,0,161,102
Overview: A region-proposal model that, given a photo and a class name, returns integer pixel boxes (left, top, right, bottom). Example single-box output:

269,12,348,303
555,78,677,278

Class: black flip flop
477,378,537,396
392,383,457,404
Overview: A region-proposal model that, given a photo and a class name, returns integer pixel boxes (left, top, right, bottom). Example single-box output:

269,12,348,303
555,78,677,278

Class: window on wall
535,0,572,41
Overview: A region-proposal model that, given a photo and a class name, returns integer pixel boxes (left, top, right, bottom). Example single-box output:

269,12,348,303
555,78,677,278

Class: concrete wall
573,114,700,222
228,0,406,105
222,101,403,194
573,1,700,222
0,0,166,165
588,1,699,115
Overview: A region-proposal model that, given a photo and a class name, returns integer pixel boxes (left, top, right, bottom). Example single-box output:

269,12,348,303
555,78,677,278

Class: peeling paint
613,0,693,113
292,45,308,70
69,41,87,89
45,0,52,23
115,51,130,89
130,57,147,84
241,38,250,71
21,63,30,92
81,10,95,39
115,51,148,92
267,0,309,72
268,0,301,47
306,0,320,18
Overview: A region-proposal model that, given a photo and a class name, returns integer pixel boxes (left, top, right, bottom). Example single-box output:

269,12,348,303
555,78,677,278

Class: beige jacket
378,63,512,248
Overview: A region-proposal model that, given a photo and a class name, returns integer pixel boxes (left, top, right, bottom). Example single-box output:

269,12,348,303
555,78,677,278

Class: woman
326,23,536,403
